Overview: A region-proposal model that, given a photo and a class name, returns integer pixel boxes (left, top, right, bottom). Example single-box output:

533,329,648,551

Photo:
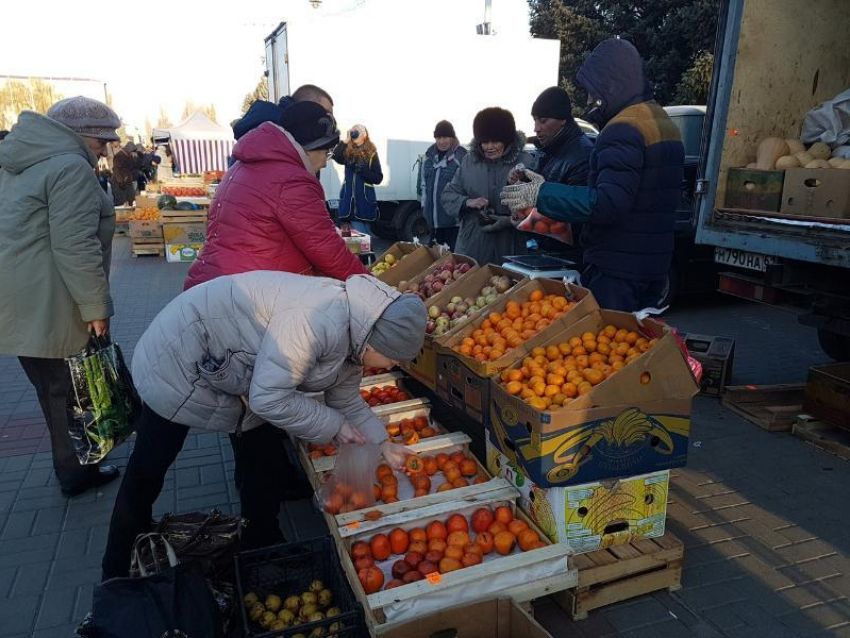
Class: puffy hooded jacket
184,122,367,290
536,39,684,281
0,112,114,358
132,271,407,443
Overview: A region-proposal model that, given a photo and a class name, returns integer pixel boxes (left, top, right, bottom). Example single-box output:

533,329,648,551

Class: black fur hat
473,107,516,146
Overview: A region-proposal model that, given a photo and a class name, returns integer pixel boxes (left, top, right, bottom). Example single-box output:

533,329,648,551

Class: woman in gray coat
442,107,533,265
102,271,426,579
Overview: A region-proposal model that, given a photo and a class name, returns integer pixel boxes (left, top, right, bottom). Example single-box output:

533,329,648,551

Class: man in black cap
422,120,466,249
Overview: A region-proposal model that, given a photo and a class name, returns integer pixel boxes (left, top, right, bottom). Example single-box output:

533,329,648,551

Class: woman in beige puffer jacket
102,271,426,579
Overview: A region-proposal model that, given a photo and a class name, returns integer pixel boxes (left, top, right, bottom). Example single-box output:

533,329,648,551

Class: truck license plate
714,247,776,272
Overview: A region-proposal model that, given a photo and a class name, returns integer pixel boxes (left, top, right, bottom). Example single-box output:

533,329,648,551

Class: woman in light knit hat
102,270,427,579
0,96,122,498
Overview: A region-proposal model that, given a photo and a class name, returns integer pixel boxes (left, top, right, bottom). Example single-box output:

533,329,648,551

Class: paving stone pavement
0,237,848,637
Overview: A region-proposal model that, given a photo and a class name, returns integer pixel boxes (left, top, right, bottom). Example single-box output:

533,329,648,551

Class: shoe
62,465,120,497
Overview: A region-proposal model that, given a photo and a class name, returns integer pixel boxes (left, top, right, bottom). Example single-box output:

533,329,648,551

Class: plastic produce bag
515,207,574,244
319,442,382,514
65,334,141,464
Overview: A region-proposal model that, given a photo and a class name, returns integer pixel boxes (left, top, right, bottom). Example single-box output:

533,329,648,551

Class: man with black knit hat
502,39,684,312
422,119,466,249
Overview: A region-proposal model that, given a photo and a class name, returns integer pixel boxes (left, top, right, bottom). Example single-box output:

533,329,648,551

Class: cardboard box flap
376,245,437,287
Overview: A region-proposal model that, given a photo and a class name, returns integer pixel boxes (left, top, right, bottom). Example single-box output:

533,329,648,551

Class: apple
458,263,471,274
424,274,435,284
476,296,487,307
444,262,455,272
456,302,469,314
481,286,495,297
446,302,457,314
451,296,463,304
425,321,436,334
432,281,444,292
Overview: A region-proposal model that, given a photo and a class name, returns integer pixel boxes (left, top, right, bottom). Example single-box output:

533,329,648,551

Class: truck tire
394,202,431,242
817,329,850,361
369,221,397,240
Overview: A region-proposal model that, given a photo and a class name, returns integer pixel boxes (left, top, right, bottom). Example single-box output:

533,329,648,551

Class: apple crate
334,489,575,632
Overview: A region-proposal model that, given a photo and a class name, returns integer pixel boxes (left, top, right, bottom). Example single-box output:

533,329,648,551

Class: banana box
487,308,697,488
165,243,204,263
487,439,668,550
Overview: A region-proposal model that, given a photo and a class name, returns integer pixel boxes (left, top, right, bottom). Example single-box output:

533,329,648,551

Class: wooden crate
793,415,850,461
130,237,164,257
334,489,575,632
553,533,684,620
721,384,805,432
803,363,850,432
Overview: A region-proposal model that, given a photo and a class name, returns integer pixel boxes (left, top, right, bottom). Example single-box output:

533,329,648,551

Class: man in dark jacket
502,39,684,311
528,87,593,187
422,120,466,249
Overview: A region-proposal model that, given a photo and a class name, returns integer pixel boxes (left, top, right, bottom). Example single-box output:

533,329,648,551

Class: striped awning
171,138,234,174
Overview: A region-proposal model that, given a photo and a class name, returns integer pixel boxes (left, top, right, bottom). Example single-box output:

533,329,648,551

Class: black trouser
581,265,667,312
433,227,459,251
102,406,285,580
18,357,99,491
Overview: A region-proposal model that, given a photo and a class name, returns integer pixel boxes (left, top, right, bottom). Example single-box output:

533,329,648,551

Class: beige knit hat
47,96,121,141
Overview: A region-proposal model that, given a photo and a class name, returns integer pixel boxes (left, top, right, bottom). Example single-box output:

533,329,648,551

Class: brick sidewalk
0,237,848,637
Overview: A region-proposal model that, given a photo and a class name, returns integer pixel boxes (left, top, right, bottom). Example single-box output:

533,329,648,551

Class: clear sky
1,0,532,133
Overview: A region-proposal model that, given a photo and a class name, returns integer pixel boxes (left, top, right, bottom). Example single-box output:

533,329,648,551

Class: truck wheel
817,329,850,361
402,212,431,243
369,221,397,240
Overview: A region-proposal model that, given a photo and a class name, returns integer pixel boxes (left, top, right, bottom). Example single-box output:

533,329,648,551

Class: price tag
346,521,361,530
425,572,442,585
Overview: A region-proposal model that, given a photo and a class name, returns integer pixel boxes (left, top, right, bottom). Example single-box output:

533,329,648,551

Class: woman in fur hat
332,124,384,233
441,107,533,265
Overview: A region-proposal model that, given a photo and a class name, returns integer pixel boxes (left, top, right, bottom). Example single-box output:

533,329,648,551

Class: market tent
164,113,234,174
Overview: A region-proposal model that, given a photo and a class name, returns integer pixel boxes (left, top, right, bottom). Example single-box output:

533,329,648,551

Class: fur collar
468,131,527,165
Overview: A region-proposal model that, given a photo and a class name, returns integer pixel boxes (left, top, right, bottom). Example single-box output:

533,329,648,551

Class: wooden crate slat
584,548,619,567
652,531,682,551
609,544,643,561
721,384,805,432
632,539,662,555
793,416,850,461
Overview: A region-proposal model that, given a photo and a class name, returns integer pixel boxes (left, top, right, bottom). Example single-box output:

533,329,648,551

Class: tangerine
494,531,516,555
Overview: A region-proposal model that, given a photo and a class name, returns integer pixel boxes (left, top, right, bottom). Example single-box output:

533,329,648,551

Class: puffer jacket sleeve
276,174,367,280
590,124,645,225
324,364,388,444
248,310,345,443
441,156,469,219
47,160,114,322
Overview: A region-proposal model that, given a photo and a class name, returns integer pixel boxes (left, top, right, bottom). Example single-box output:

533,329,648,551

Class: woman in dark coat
442,108,533,265
421,120,466,249
332,124,383,233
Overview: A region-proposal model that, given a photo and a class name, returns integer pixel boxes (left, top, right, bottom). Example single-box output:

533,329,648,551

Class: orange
444,545,464,561
546,373,565,386
494,531,516,555
475,531,495,554
583,369,604,386
506,381,522,395
428,538,448,554
615,329,629,343
426,521,448,541
583,340,598,353
389,528,409,555
529,289,544,302
626,331,639,345
494,506,513,524
517,529,542,551
446,514,469,534
544,384,560,398
558,343,572,356
447,530,471,547
546,346,561,360
507,520,529,536
507,369,523,382
487,521,507,536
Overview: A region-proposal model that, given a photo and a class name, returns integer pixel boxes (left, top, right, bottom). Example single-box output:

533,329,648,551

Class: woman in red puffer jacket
185,102,367,290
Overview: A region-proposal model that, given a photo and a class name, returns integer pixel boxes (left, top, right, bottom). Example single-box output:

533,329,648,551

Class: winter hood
0,111,96,175
469,131,528,165
232,121,311,171
577,38,654,126
344,275,407,362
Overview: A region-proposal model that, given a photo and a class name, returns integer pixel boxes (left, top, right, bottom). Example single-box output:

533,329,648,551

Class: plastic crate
235,536,367,637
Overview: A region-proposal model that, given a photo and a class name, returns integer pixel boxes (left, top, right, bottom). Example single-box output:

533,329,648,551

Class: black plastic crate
235,536,367,638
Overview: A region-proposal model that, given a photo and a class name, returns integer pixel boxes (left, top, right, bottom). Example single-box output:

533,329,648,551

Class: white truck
264,0,559,241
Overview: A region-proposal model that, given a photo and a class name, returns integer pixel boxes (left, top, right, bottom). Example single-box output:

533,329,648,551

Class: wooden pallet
793,415,850,461
130,238,165,257
553,533,684,620
721,384,805,432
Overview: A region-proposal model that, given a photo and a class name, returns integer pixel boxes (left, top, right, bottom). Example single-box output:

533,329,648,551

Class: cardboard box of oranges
435,281,599,426
487,308,698,488
486,439,669,550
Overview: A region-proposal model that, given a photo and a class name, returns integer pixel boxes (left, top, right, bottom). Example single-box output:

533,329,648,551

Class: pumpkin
808,142,831,160
785,139,805,155
775,155,800,169
804,159,831,169
755,137,789,170
794,152,814,166
745,162,758,169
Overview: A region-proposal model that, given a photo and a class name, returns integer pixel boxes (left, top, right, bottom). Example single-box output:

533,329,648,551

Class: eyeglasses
326,150,334,160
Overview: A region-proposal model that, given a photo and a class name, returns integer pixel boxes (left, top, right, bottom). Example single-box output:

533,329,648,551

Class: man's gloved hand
480,216,513,233
501,169,545,215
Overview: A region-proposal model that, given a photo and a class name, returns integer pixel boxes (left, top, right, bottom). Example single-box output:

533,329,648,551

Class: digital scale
501,254,581,281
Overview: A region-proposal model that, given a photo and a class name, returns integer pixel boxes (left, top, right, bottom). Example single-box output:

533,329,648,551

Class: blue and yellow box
487,309,697,488
487,438,668,550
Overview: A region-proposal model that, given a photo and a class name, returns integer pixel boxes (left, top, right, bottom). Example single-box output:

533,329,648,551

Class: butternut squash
808,142,831,160
838,160,850,170
804,159,831,169
785,139,805,155
827,157,844,168
745,162,758,169
755,137,789,170
795,152,814,166
775,155,800,169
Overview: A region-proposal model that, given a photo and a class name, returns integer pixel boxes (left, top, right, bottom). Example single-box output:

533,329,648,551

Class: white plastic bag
801,87,850,147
